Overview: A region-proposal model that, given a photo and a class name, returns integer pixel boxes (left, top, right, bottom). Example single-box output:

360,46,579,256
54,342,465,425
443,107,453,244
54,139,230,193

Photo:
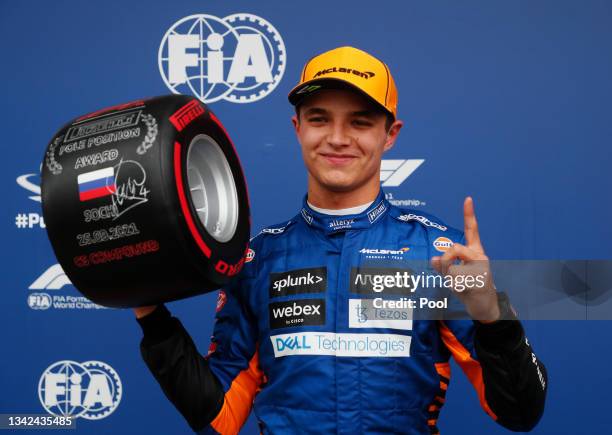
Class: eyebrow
302,107,328,116
302,107,377,118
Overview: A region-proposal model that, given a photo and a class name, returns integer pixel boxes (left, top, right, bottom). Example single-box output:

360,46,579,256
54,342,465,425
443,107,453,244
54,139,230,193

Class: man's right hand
133,306,157,319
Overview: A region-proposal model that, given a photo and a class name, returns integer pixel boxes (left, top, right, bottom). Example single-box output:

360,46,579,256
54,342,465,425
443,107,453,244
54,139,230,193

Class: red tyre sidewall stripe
173,141,212,259
209,111,251,210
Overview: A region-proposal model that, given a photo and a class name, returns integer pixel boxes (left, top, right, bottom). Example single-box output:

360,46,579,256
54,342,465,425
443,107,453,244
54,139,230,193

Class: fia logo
158,13,286,104
38,360,122,420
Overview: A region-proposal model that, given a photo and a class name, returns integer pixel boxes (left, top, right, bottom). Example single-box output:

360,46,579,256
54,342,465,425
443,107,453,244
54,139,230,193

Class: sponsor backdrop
1,1,610,433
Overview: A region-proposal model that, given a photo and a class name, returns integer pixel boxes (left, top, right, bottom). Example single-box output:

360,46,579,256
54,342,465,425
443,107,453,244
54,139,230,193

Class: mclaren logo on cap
313,67,375,80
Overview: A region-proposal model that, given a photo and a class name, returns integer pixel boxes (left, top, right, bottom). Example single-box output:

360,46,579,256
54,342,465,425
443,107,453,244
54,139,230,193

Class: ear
291,114,299,133
383,120,404,152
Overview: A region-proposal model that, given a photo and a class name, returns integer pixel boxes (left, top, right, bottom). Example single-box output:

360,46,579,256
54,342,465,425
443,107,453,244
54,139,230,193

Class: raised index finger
463,196,483,251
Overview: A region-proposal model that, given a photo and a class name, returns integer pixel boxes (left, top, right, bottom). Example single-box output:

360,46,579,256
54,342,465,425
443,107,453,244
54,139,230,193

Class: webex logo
269,299,325,329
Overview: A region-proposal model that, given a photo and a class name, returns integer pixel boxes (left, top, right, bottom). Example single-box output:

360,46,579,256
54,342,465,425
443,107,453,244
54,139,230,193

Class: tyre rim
186,134,239,243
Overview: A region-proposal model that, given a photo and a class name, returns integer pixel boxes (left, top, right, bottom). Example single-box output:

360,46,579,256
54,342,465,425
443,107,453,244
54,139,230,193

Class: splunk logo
350,268,415,294
269,267,327,297
159,14,286,104
270,332,411,358
269,299,325,329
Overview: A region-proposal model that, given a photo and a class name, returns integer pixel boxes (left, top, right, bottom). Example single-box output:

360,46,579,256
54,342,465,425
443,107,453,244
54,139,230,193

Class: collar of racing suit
300,189,390,234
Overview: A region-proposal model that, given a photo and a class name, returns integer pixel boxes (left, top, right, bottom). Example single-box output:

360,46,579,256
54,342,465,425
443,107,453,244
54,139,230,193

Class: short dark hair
295,104,394,132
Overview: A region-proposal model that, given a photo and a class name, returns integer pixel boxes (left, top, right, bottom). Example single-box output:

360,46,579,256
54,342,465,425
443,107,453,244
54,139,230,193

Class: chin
319,178,358,193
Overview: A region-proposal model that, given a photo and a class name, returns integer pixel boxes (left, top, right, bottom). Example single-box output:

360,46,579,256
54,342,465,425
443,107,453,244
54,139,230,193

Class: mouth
319,153,357,165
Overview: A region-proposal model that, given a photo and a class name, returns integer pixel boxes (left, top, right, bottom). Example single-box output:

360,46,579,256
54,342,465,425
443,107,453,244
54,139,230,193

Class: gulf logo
77,167,116,201
433,237,453,252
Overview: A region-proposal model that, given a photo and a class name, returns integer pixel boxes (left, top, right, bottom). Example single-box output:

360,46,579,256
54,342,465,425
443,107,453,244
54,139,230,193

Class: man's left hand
431,197,500,323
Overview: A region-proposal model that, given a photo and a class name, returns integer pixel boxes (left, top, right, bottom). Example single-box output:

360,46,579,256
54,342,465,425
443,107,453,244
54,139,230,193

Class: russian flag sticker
77,167,116,201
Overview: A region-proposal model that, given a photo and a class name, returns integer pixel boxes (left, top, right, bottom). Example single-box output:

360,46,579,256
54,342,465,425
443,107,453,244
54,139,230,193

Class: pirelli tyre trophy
41,95,250,308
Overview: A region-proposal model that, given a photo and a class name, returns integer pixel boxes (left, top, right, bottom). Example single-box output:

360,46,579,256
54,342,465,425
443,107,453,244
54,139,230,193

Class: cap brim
288,78,393,119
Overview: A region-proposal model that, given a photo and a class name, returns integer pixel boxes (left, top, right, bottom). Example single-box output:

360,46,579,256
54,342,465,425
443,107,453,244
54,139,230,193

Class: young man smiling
136,46,547,434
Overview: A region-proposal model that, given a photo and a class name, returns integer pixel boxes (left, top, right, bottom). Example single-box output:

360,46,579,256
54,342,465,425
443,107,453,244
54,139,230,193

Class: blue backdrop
1,0,611,433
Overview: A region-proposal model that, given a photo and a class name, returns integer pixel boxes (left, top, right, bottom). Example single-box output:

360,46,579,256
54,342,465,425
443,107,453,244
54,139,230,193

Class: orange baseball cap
288,46,398,119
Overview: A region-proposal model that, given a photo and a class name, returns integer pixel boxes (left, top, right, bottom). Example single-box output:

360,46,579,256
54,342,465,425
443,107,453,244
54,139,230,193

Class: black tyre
41,95,250,308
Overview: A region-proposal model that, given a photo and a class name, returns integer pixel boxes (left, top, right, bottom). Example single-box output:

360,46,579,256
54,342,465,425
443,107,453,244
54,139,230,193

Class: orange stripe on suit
210,350,263,434
438,321,498,421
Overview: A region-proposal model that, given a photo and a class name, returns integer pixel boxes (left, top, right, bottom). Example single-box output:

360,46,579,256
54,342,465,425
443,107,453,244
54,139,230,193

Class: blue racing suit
138,190,547,434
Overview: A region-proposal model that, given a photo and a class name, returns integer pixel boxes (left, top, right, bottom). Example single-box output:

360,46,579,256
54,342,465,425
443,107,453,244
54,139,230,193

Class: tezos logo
433,237,454,252
159,14,286,104
38,360,122,420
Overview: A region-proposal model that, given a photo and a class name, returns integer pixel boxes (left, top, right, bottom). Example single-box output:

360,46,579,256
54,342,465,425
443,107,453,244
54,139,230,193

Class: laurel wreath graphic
45,136,64,175
136,113,158,155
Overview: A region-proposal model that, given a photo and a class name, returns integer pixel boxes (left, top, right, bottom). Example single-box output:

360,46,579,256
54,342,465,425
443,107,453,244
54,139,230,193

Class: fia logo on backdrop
38,360,122,420
159,13,286,104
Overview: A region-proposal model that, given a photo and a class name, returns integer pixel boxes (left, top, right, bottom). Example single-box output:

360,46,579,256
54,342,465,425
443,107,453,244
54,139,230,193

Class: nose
326,122,351,148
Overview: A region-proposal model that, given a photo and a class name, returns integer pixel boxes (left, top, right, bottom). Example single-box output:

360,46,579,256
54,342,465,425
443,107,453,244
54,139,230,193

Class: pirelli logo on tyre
269,299,326,329
269,267,327,298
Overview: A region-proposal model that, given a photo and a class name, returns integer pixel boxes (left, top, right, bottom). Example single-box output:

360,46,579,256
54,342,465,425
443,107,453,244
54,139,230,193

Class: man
135,46,547,434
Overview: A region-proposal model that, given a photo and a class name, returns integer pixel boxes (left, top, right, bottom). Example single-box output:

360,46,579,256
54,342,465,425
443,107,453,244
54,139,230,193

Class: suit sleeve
438,292,547,432
138,272,263,435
